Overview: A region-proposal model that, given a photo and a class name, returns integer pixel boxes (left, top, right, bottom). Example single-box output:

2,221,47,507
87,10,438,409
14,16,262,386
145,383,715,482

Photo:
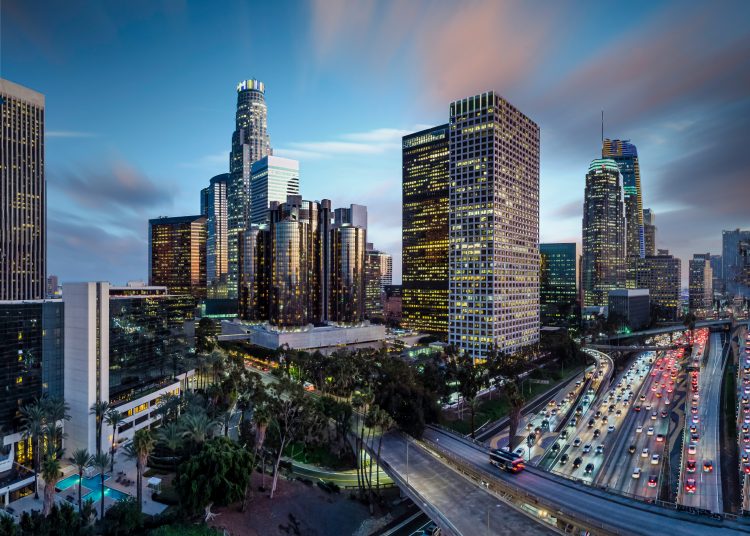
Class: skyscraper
228,79,272,297
540,243,577,326
448,92,540,359
0,79,46,300
602,139,644,262
330,215,367,325
689,253,713,315
148,215,207,299
202,174,229,297
364,245,393,319
722,229,750,298
709,254,723,296
635,251,681,321
582,158,627,307
643,208,656,257
401,125,450,336
250,156,300,225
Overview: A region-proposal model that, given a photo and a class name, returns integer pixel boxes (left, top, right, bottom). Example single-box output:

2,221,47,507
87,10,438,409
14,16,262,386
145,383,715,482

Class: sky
2,0,749,285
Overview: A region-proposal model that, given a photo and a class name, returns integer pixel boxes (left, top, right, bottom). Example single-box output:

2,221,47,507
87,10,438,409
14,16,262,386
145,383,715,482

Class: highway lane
416,427,750,535
679,331,724,512
740,328,750,512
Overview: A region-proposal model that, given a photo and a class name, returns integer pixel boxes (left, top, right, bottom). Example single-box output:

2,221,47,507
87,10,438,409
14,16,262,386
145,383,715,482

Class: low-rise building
608,289,650,331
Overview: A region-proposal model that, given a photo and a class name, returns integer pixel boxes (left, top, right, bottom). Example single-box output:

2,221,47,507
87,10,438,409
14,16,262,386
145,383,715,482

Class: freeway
739,328,750,512
678,331,724,512
604,319,731,342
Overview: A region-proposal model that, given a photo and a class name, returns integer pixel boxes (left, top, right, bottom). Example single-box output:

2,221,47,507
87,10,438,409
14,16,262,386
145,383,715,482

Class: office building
448,92,540,359
723,229,750,298
250,156,300,225
608,289,650,330
689,253,713,315
383,284,403,325
643,208,656,257
64,282,195,456
228,79,272,298
709,254,723,296
582,158,627,307
364,245,392,320
602,139,644,260
634,251,681,321
540,243,577,326
330,210,367,324
46,275,59,298
0,79,46,300
148,215,207,299
401,125,450,336
201,174,230,298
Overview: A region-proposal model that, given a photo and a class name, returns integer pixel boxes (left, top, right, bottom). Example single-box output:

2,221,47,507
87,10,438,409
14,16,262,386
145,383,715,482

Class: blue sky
2,0,749,284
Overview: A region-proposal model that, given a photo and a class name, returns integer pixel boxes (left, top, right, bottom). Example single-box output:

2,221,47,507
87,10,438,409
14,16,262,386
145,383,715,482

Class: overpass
586,343,690,352
372,426,750,535
604,319,732,342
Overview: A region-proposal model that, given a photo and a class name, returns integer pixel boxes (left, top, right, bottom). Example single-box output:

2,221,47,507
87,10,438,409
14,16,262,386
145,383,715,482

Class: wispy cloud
47,130,98,138
179,151,228,169
276,127,413,159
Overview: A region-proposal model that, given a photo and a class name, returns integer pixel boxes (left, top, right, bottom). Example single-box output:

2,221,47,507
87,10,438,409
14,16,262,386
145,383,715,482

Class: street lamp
487,504,500,535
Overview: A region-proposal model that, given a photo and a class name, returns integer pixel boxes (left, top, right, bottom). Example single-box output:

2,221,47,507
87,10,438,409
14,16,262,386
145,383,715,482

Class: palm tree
19,399,45,499
180,411,216,451
91,451,111,519
41,397,70,452
40,455,62,516
89,400,110,456
157,421,183,459
124,429,154,512
69,448,92,514
104,409,123,473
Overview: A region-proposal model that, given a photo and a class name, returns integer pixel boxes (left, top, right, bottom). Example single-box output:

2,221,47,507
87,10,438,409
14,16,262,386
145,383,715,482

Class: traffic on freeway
739,327,750,512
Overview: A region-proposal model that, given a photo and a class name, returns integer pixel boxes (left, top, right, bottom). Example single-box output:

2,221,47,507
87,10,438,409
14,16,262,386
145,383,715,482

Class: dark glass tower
540,243,577,326
203,174,230,297
228,79,272,298
148,215,207,299
401,125,449,336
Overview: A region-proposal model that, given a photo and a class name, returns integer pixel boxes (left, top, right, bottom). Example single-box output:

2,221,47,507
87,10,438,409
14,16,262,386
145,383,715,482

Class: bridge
371,426,750,535
604,319,733,342
586,343,690,352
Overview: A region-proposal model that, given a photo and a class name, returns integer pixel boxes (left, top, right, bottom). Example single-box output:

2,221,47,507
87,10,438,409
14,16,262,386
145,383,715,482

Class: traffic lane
421,429,746,535
698,334,723,512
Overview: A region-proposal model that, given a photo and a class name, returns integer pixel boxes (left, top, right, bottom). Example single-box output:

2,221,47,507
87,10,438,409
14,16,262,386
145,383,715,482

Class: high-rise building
689,253,713,315
202,174,230,297
634,251,681,321
148,215,207,299
602,139,644,262
582,158,627,307
0,79,46,300
448,92,540,359
722,229,750,298
364,244,393,320
47,275,59,297
709,254,723,296
330,208,367,324
540,243,577,326
250,156,300,225
401,125,450,336
228,79,272,297
643,208,656,257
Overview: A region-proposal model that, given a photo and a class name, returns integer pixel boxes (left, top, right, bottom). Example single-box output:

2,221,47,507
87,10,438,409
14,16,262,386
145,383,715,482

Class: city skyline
3,0,749,286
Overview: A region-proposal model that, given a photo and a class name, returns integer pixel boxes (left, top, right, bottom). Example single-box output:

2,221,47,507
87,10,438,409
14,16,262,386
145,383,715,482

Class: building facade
201,174,230,298
602,139,644,261
582,158,627,307
448,92,540,359
330,218,367,324
723,229,750,298
383,284,402,325
0,79,46,301
540,243,577,326
228,79,272,298
608,289,650,331
709,254,723,296
250,156,300,225
364,245,392,320
634,251,681,321
401,125,450,336
148,215,207,299
643,208,656,257
689,254,713,315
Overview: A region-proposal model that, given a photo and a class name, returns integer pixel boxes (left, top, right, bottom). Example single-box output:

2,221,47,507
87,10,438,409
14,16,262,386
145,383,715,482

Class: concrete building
401,125,450,336
0,79,46,301
643,208,656,257
364,245,392,320
383,284,403,326
540,243,577,326
689,254,713,316
148,215,207,299
634,251,681,321
201,174,230,298
448,92,540,359
250,156,300,225
723,229,750,298
709,254,723,296
608,289,650,331
63,282,195,456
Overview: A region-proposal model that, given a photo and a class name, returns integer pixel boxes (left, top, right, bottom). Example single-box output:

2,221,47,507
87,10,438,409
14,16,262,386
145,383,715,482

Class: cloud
550,199,582,220
275,127,413,159
46,130,98,138
179,151,228,169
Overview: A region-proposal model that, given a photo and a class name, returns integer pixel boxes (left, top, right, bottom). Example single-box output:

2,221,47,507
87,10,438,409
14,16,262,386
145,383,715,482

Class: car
688,443,697,455
596,445,604,455
645,404,652,411
648,475,658,488
585,463,595,474
303,382,315,392
647,426,655,436
690,425,698,433
573,438,582,447
691,407,699,415
703,460,713,472
632,467,642,479
742,453,749,464
744,424,750,433
615,409,622,416
628,444,637,454
685,478,696,494
636,425,643,433
559,454,569,465
573,457,583,469
608,425,615,433
640,394,646,401
692,415,700,424
651,412,658,420
583,444,592,454
655,391,662,399
595,411,602,418
560,430,569,439
593,429,601,438
552,442,561,452
744,465,750,475
656,434,664,443
515,447,525,456
661,410,668,418
651,454,660,465
641,447,649,458
686,460,696,473
588,419,595,428
691,432,700,441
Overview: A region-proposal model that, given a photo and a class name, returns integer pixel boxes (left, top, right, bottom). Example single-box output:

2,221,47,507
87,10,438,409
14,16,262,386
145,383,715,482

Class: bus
489,448,525,473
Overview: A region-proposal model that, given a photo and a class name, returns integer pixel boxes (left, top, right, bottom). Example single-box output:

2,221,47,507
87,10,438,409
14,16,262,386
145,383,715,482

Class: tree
19,400,45,499
175,437,253,514
180,410,217,451
40,456,62,516
505,380,525,450
91,452,111,519
123,429,154,513
455,352,485,438
18,502,91,536
89,400,110,456
103,497,142,536
104,409,123,473
157,422,183,459
41,397,70,455
69,448,92,515
195,317,216,354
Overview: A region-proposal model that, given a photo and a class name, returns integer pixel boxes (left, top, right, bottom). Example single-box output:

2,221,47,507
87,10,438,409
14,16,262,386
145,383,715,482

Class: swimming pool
56,473,129,502
83,486,129,502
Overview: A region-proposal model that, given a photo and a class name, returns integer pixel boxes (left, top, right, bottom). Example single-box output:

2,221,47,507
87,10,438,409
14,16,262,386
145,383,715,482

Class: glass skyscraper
722,229,750,298
602,139,644,262
540,243,577,326
228,79,272,297
689,254,713,315
582,158,627,307
201,173,229,298
250,156,300,225
635,251,681,321
448,92,540,359
0,79,46,300
401,125,449,336
148,215,207,299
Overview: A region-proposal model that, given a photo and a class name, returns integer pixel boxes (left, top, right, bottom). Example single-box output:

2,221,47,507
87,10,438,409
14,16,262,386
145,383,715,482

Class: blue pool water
56,473,128,502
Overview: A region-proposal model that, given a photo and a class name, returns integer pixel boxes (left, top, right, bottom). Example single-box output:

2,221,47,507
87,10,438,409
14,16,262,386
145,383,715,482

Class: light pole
487,503,500,535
